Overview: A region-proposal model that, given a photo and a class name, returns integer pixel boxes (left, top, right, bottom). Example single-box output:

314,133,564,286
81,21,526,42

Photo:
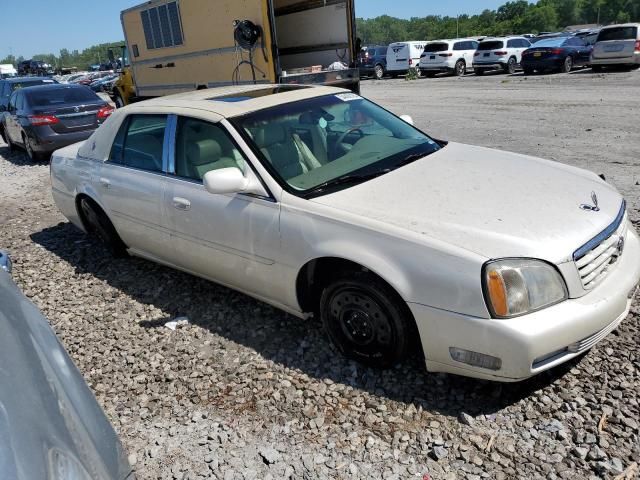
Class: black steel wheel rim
328,287,393,348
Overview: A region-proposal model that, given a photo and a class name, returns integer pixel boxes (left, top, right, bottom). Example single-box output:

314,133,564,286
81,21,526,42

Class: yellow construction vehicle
111,0,359,106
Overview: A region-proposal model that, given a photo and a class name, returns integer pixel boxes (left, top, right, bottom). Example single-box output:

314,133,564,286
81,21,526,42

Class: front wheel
320,272,414,368
23,135,43,162
454,60,466,76
561,56,573,73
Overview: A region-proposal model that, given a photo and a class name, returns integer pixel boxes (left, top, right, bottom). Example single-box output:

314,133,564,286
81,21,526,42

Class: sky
0,0,506,59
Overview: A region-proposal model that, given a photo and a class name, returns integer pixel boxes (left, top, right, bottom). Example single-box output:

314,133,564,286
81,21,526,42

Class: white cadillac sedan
50,85,640,382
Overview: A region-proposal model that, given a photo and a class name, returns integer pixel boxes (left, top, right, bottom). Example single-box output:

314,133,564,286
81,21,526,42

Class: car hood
0,270,131,480
311,142,623,262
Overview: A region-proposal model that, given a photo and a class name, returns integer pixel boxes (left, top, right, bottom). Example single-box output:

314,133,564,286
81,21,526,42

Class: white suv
591,23,640,70
419,39,480,77
473,37,532,75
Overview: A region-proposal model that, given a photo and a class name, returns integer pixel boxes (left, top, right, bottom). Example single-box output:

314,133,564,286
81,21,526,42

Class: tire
523,67,534,76
320,271,414,368
374,64,385,80
4,131,15,152
504,57,517,74
561,56,573,74
475,68,485,76
79,198,128,257
454,60,466,76
414,67,422,78
114,94,125,108
23,134,43,162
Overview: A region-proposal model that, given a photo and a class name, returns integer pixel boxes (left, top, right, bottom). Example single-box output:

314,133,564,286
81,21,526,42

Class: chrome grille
574,201,627,290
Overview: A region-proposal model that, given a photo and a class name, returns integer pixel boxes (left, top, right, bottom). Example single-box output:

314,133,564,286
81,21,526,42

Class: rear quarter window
597,26,638,42
478,41,504,50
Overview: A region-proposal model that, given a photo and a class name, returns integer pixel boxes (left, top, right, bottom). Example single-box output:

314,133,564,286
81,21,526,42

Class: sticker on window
335,93,361,102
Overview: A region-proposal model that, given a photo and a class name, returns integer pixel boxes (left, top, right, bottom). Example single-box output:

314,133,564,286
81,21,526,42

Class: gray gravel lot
1,69,639,480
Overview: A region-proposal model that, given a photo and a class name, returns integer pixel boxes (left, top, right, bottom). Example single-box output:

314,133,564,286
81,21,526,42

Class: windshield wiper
393,152,427,169
306,170,391,195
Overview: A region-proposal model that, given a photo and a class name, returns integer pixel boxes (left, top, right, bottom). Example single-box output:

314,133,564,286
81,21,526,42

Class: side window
453,42,464,51
109,114,167,172
15,92,24,111
521,39,531,47
174,117,247,181
507,39,516,48
8,92,17,111
472,41,479,49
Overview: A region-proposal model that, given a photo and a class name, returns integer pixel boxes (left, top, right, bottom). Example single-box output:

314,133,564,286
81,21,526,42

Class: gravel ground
1,69,639,480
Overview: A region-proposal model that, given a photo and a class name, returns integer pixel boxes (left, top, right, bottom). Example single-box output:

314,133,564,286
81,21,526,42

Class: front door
164,116,281,298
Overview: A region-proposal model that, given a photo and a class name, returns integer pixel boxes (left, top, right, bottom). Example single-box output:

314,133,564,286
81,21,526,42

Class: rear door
421,42,449,67
4,91,20,143
567,37,591,65
593,26,638,60
96,113,171,259
387,43,409,71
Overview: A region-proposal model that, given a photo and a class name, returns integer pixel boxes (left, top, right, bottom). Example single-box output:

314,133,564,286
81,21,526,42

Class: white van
0,64,17,79
591,23,640,70
386,41,427,77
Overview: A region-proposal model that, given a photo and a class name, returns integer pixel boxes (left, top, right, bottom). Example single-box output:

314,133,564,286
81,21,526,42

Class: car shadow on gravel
31,221,586,419
0,145,46,166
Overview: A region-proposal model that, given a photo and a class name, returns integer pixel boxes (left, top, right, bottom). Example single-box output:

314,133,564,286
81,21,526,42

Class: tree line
0,42,123,71
357,0,640,45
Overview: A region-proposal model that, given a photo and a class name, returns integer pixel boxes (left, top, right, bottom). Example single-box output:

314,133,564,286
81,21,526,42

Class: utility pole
457,15,459,38
597,6,600,25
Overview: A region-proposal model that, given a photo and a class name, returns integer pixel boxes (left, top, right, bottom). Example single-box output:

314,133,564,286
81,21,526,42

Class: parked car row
359,23,640,79
0,81,113,161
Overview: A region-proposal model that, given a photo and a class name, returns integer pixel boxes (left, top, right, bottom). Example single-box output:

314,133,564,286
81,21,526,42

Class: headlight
483,259,567,318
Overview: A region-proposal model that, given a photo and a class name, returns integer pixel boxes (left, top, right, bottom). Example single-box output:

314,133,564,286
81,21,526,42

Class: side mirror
203,168,267,197
399,114,414,125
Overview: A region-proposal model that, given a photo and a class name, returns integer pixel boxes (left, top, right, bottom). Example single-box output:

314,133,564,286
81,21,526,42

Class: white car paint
473,36,532,73
386,41,427,75
50,85,640,381
419,39,479,75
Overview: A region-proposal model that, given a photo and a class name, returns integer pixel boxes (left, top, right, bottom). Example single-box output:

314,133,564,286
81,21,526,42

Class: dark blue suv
358,45,388,80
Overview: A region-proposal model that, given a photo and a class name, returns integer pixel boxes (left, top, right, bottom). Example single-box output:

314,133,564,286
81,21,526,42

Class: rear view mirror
399,114,414,125
203,168,267,197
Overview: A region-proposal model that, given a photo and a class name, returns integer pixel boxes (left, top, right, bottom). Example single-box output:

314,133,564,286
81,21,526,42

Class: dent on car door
163,116,282,299
98,113,171,259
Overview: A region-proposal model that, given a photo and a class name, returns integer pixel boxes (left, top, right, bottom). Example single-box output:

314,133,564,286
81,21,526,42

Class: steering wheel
337,127,364,152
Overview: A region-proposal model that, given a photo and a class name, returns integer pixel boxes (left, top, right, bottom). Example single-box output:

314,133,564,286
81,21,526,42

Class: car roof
133,84,349,118
600,22,640,29
2,76,54,83
19,83,88,92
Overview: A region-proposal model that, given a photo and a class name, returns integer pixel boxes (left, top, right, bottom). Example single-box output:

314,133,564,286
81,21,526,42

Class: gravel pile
1,73,639,480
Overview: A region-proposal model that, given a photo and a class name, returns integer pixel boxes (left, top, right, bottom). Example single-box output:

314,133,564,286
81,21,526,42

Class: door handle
172,197,191,211
99,177,111,189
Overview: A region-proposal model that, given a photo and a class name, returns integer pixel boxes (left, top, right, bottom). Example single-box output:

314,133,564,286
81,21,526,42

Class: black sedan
0,84,113,161
521,36,592,74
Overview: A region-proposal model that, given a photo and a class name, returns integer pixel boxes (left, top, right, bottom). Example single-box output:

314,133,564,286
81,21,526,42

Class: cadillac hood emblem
580,191,600,212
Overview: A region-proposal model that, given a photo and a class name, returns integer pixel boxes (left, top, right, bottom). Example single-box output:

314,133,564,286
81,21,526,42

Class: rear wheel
561,56,573,73
79,198,128,257
374,64,385,80
320,271,415,368
23,135,43,162
504,57,517,74
114,93,125,108
454,60,466,76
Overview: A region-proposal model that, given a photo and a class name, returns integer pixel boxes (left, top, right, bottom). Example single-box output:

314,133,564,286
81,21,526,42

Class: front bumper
410,224,640,382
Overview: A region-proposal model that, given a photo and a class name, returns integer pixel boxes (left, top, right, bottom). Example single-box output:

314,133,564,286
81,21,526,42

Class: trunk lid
593,26,638,59
33,102,104,134
420,43,450,66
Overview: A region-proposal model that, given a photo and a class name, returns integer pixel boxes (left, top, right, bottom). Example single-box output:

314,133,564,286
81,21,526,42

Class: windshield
478,40,504,50
531,38,567,47
232,94,441,196
597,26,638,42
424,43,449,53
